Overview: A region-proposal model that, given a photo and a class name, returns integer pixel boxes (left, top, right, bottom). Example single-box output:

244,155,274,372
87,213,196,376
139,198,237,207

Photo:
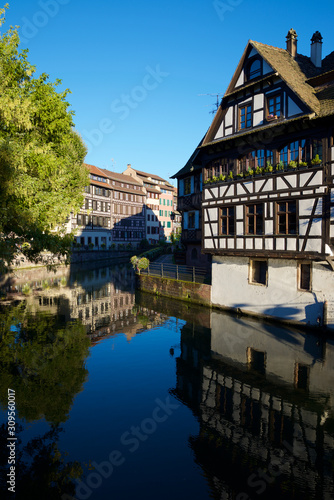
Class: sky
3,0,334,184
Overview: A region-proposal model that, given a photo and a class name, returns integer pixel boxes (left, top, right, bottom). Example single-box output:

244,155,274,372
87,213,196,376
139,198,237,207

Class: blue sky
4,0,334,183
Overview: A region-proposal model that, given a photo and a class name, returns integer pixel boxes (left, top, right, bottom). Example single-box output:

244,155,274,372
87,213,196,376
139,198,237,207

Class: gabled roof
202,37,334,147
250,41,320,114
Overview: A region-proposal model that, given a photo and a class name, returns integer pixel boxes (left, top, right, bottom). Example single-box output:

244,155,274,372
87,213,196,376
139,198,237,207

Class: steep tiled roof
314,81,334,117
250,41,321,114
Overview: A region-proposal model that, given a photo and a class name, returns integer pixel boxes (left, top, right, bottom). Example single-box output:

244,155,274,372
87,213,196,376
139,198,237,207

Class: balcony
182,229,201,243
177,192,202,211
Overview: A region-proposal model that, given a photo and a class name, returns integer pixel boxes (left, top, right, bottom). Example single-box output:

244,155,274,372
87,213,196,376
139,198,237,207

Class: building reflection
174,312,334,499
4,263,169,344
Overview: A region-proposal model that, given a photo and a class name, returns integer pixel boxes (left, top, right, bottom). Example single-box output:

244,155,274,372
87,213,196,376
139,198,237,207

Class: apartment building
122,164,178,243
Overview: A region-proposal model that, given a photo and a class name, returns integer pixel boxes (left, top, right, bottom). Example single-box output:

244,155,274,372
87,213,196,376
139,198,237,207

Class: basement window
298,262,312,291
249,259,268,286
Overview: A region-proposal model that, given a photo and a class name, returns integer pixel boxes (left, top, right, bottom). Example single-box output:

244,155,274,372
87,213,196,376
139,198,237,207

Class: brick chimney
310,31,323,68
286,28,297,58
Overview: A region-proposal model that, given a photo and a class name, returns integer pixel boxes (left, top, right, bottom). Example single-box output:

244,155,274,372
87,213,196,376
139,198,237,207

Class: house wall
211,256,334,329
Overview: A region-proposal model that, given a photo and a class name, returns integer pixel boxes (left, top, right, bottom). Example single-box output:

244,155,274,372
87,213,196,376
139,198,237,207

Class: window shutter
183,212,188,229
179,179,184,196
195,211,199,229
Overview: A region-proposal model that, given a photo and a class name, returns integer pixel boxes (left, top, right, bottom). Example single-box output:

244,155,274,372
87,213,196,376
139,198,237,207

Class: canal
0,262,334,499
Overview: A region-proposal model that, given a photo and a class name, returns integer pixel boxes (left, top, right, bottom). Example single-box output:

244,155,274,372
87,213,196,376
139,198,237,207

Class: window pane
249,59,261,79
300,263,311,290
251,260,267,285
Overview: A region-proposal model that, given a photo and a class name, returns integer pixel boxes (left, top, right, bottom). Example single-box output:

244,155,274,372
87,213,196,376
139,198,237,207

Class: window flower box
266,114,277,122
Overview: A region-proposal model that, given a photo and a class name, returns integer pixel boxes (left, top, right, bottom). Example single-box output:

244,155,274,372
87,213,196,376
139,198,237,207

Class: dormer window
247,57,262,80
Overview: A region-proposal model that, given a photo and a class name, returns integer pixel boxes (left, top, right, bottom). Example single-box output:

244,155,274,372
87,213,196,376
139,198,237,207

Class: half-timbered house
174,29,334,329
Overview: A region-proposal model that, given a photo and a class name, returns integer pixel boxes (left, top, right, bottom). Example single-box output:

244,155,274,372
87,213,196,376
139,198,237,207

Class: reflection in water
0,264,333,499
172,310,334,500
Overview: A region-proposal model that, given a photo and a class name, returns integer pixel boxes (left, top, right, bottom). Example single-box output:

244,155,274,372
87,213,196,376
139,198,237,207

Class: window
246,203,264,235
298,262,312,291
184,177,192,195
249,259,267,286
276,201,297,234
239,104,252,130
188,212,195,229
248,58,262,80
220,206,235,235
205,159,231,181
279,139,323,165
267,92,281,118
167,221,171,228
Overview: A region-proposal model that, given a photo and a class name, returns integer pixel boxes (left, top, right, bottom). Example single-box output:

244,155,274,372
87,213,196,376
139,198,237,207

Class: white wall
211,256,334,329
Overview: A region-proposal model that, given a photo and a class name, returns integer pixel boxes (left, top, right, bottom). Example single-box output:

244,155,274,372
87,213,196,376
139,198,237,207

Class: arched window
248,58,262,80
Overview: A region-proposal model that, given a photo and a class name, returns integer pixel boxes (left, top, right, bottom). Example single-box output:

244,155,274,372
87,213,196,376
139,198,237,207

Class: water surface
0,263,333,499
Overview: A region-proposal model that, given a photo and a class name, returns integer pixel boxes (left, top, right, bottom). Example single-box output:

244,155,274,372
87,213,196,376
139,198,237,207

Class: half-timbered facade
175,29,334,329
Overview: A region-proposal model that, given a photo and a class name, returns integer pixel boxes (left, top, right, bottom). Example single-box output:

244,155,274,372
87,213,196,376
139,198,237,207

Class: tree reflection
0,423,83,499
0,303,90,424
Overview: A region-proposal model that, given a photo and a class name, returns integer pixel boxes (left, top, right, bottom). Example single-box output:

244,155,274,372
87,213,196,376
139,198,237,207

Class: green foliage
311,154,321,165
22,283,31,295
244,168,254,177
0,7,89,273
265,161,273,172
130,255,150,274
0,303,90,424
288,160,297,169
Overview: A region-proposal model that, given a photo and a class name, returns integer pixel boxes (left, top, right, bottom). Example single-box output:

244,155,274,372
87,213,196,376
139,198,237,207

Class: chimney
311,31,323,68
286,28,297,58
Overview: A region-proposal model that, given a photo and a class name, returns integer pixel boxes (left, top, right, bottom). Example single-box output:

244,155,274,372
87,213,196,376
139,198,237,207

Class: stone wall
137,274,212,307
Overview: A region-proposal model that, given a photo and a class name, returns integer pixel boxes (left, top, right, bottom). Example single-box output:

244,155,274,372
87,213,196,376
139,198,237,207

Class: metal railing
140,263,211,285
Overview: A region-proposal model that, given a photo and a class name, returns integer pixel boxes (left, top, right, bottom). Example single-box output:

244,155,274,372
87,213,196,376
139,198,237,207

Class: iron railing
140,263,211,285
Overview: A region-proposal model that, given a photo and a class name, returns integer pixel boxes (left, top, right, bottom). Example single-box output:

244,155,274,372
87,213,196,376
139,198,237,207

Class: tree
0,5,89,273
130,255,150,274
